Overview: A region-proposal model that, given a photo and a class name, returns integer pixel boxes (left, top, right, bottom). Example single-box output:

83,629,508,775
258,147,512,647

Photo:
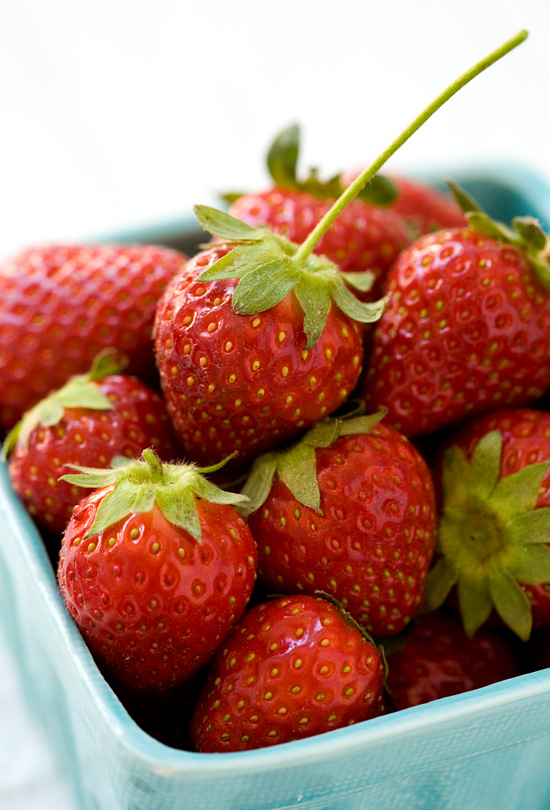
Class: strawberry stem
294,29,528,263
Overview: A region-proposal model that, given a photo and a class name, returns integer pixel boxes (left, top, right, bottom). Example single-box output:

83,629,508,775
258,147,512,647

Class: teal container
1,166,550,810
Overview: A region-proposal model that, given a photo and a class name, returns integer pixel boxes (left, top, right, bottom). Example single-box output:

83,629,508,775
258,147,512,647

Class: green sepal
506,507,550,545
240,409,387,517
2,349,126,458
194,205,264,243
339,271,375,294
506,544,550,584
232,258,300,315
422,556,459,612
457,575,494,638
487,570,533,642
266,123,300,188
294,274,333,350
435,427,550,641
61,450,249,543
330,280,388,326
264,123,397,206
448,180,550,291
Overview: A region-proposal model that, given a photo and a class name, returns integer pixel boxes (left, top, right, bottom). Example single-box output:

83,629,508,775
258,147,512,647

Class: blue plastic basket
1,165,550,810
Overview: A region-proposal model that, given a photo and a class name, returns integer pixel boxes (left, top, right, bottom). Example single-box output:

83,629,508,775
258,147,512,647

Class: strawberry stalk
294,30,528,263
195,30,527,349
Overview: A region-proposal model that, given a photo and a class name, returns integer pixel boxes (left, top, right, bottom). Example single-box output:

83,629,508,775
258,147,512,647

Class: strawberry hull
2,173,550,810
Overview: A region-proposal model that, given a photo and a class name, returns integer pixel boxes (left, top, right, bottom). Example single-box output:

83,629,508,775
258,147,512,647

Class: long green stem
294,29,528,264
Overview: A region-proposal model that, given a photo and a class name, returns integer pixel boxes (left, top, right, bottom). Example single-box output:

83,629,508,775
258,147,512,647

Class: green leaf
330,279,387,326
60,465,122,488
467,211,514,243
232,258,299,315
56,384,113,412
338,409,388,437
447,180,484,215
507,544,550,584
487,569,533,641
530,255,550,293
422,557,458,611
357,174,398,206
490,461,549,522
468,430,502,500
239,453,279,517
340,271,375,293
194,205,264,242
302,419,342,449
156,488,202,542
193,475,249,508
197,241,281,283
266,123,300,188
88,349,128,381
294,275,332,350
506,507,550,545
457,574,494,638
512,216,548,252
441,445,472,511
278,444,320,511
87,480,156,537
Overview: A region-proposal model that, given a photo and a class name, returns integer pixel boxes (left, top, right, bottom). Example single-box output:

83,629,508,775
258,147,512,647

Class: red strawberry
340,169,467,235
424,408,550,641
4,351,179,535
363,189,550,437
154,213,384,470
227,125,411,300
57,449,257,691
190,594,384,752
0,242,188,430
242,412,437,637
385,610,519,710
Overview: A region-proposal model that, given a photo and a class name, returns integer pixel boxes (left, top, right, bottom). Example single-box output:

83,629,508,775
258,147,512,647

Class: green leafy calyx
194,205,385,349
2,349,128,458
61,448,249,543
239,409,387,517
265,123,398,206
424,430,550,641
448,180,550,290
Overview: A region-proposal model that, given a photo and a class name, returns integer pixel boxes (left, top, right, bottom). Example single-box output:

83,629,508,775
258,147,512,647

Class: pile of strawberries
3,118,550,754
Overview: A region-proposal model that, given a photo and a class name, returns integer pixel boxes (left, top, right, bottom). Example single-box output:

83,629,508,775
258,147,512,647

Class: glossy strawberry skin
154,246,364,468
439,408,550,627
190,595,384,752
8,375,179,536
385,610,519,710
363,229,550,437
228,188,411,299
249,423,437,637
0,243,188,430
58,492,257,692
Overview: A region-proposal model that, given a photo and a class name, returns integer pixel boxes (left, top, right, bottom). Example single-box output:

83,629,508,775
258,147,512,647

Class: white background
1,1,549,808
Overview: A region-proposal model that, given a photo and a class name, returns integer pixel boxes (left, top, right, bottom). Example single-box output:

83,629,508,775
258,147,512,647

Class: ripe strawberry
227,124,411,300
424,408,550,641
242,412,437,636
154,213,384,470
363,188,550,437
0,242,188,431
57,449,257,691
340,169,467,235
190,594,385,752
385,610,519,710
4,351,179,535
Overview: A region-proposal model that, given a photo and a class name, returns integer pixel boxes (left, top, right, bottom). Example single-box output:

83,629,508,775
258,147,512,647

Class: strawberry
154,216,383,470
385,610,519,710
57,449,257,691
363,186,550,437
340,169,467,235
0,242,188,431
241,412,437,637
227,124,411,300
424,408,550,641
4,351,179,535
190,594,385,752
